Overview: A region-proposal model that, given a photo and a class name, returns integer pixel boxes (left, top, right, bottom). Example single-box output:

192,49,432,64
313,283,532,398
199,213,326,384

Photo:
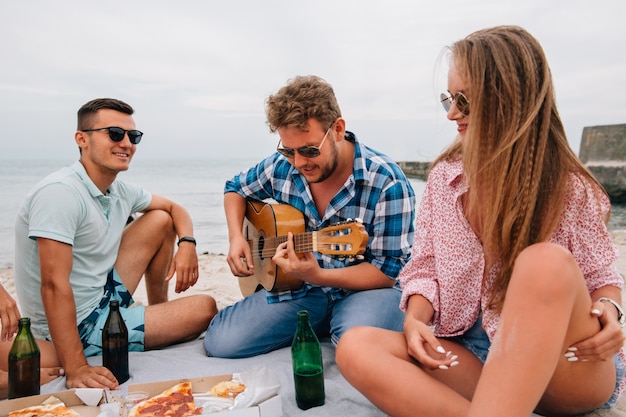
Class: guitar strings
248,223,362,259
254,233,315,258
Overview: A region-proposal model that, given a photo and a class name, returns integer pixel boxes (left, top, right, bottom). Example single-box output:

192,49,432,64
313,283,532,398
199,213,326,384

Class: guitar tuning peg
355,218,363,224
356,255,364,260
338,256,346,261
347,256,355,262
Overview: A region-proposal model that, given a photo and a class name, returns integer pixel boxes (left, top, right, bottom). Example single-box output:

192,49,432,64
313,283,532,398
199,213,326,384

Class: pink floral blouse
399,158,622,341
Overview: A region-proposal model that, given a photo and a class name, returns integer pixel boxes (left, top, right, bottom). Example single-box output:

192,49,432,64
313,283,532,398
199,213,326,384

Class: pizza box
127,374,282,417
0,389,123,417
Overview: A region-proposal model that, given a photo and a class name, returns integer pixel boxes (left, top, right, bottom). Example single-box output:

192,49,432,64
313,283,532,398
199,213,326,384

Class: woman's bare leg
337,326,483,417
468,243,616,417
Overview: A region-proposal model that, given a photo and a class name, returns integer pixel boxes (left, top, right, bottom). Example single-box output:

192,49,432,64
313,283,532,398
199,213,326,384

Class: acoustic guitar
238,200,369,297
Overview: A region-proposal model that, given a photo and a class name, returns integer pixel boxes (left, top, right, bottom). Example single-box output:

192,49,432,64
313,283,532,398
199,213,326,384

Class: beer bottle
8,317,40,399
102,300,129,384
291,310,325,410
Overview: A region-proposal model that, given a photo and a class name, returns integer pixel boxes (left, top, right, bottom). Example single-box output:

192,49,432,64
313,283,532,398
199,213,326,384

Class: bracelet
177,236,196,247
598,297,626,327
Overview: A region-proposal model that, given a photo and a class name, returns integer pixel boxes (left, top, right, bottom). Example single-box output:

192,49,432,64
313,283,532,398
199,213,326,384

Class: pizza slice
9,401,81,417
210,379,246,398
127,381,202,417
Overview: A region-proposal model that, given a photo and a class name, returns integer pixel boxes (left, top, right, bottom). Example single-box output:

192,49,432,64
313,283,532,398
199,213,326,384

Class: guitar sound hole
258,236,265,259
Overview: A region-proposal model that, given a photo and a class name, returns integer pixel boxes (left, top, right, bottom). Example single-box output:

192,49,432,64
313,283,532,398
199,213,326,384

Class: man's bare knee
192,295,218,328
132,210,174,235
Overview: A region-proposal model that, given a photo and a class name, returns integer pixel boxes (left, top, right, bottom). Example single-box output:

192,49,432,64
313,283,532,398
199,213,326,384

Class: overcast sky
1,1,624,163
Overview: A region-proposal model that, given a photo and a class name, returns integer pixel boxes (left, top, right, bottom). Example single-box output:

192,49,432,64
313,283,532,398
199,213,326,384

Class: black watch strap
177,236,196,246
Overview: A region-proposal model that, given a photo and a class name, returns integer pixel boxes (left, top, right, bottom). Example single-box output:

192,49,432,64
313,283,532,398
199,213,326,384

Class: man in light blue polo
13,98,217,390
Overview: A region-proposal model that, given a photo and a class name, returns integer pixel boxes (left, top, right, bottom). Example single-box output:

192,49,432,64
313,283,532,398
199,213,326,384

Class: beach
0,252,243,313
1,233,625,417
1,231,625,312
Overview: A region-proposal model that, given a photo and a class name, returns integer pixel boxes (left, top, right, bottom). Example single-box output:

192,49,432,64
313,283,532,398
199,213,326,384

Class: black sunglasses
440,92,470,116
81,126,143,145
276,123,333,158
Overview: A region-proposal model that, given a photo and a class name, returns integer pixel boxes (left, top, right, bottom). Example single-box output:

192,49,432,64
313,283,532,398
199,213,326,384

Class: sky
1,0,625,163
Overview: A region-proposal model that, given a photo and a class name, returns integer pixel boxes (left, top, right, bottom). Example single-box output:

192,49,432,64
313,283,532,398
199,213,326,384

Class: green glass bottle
8,317,40,399
102,300,129,384
291,310,325,410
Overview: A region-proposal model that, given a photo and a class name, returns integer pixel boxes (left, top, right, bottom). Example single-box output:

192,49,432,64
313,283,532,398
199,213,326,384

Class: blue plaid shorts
77,269,145,357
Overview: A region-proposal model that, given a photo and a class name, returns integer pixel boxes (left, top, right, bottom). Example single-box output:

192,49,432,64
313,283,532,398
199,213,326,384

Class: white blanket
40,338,626,416
41,338,384,416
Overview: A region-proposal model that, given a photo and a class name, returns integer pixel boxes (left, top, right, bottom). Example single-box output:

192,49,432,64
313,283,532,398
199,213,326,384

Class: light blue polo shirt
14,160,151,340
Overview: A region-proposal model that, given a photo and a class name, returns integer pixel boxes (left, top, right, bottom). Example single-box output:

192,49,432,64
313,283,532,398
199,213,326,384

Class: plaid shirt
224,131,415,303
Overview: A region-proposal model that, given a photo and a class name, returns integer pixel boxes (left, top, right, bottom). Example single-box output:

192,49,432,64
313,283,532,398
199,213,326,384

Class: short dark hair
77,98,134,130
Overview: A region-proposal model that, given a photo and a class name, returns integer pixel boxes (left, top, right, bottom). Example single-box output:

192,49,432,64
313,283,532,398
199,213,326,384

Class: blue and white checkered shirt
224,131,415,303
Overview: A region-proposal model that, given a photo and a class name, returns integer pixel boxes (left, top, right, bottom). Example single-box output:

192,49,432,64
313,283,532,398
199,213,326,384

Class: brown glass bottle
8,317,40,399
102,300,129,383
291,310,325,410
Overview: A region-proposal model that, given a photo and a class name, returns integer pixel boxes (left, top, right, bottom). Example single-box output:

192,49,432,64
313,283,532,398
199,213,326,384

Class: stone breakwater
396,161,431,180
579,123,626,204
398,123,626,204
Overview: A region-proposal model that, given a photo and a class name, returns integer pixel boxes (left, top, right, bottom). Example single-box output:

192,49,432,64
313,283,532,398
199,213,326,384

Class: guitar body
239,200,305,297
239,200,369,297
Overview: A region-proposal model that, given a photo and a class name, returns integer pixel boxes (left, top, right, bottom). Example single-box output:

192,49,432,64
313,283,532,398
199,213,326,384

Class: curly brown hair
265,75,342,132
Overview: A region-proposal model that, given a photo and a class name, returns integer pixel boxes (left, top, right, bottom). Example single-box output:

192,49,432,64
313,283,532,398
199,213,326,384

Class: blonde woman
337,25,625,416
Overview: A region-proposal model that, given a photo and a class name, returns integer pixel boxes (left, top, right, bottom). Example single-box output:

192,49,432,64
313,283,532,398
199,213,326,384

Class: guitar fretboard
251,232,317,258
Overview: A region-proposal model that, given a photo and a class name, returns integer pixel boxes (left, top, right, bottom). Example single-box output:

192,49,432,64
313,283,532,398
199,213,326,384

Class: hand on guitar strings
272,232,320,284
226,234,255,277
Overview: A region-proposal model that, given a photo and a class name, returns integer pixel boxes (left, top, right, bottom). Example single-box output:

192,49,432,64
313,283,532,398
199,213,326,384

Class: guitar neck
254,232,317,258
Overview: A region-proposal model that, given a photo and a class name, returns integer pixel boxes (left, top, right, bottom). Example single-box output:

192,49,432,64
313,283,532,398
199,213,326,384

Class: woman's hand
403,314,459,370
566,300,626,362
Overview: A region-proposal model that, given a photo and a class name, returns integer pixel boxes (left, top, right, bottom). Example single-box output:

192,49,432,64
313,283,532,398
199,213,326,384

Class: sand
0,252,243,313
1,231,625,313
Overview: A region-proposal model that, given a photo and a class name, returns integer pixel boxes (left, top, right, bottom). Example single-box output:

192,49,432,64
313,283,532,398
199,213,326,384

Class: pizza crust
9,401,81,417
210,380,246,398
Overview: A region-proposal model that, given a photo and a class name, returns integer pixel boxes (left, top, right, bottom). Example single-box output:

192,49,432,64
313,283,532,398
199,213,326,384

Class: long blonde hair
434,25,608,311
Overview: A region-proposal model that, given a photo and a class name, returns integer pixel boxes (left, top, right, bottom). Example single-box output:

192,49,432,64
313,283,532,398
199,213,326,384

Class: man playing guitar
203,75,415,359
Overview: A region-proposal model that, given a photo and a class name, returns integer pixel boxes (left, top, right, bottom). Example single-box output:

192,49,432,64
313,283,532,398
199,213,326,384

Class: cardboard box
128,374,283,417
0,389,123,417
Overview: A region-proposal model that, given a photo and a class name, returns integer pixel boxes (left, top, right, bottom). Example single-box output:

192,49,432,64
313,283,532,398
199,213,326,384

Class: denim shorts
451,318,625,409
77,268,146,357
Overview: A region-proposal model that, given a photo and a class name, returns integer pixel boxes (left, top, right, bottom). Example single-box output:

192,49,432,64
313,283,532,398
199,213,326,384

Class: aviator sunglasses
81,126,143,145
276,122,334,158
440,92,470,116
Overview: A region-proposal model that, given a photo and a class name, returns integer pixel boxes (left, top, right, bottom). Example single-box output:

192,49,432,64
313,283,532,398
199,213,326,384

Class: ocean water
0,158,426,268
1,158,624,268
0,158,253,268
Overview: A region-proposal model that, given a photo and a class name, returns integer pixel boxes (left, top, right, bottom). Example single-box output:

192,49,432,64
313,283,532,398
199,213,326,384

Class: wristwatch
177,236,197,247
598,297,626,327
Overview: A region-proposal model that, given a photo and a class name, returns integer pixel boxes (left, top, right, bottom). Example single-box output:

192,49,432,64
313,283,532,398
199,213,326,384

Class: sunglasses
276,123,333,158
81,126,143,145
440,92,470,116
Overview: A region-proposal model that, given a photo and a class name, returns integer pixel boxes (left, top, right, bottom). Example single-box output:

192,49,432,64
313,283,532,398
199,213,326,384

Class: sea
1,158,625,269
